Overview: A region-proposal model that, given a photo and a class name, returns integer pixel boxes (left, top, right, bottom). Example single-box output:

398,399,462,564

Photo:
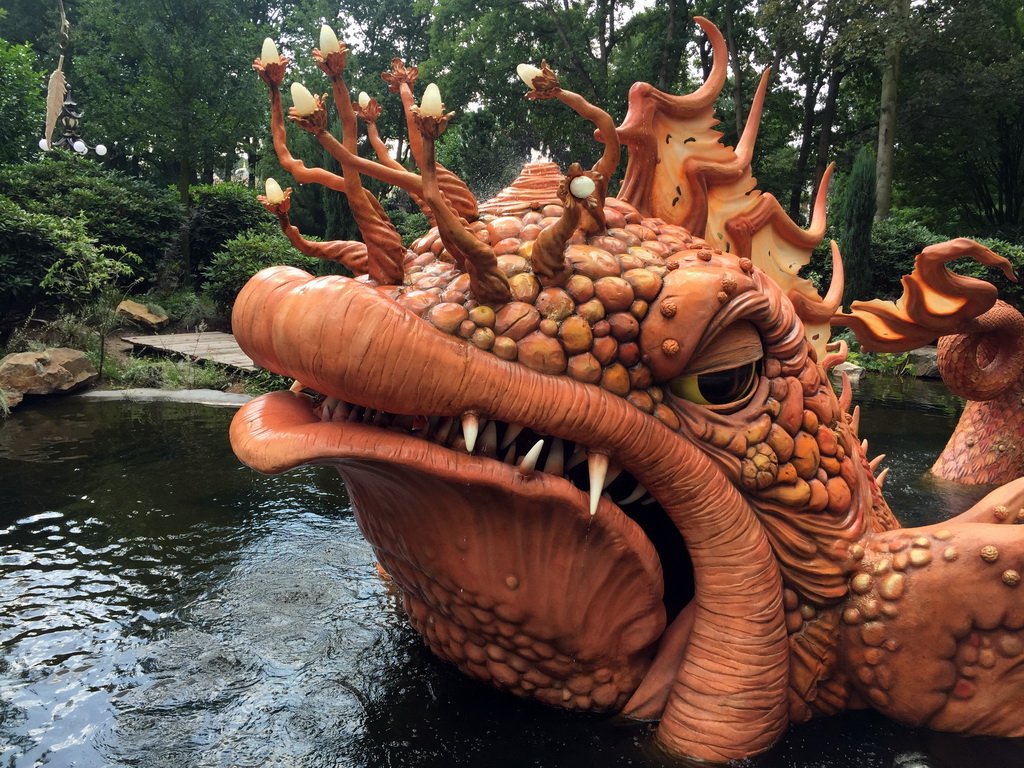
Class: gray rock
908,346,941,379
830,361,866,385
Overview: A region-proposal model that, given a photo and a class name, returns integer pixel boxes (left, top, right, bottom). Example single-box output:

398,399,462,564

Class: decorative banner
44,55,66,150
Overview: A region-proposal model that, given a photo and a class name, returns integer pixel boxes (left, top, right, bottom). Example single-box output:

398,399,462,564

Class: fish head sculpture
232,17,1024,763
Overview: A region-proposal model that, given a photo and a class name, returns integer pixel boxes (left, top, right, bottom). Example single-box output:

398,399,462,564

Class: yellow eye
670,361,759,406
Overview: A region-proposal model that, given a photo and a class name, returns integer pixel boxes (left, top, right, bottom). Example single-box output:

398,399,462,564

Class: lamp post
38,89,107,155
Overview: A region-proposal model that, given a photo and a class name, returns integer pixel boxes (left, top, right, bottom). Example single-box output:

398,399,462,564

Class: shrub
116,357,234,390
389,208,430,248
184,183,275,279
0,39,45,164
141,289,221,331
840,147,876,308
867,216,945,300
201,230,320,308
0,153,182,281
0,195,136,336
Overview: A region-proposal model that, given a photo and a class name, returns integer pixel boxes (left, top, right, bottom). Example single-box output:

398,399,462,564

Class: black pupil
697,363,754,405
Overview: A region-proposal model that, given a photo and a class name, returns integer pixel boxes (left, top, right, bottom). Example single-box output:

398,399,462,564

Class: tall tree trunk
788,71,823,222
724,0,744,137
656,0,684,91
659,0,692,91
811,67,843,211
178,157,192,284
874,0,909,222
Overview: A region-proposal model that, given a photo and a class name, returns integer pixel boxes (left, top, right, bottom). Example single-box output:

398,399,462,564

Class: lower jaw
231,389,790,759
231,390,669,711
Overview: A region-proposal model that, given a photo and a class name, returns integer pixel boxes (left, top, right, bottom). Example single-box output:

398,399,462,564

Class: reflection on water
0,385,1018,767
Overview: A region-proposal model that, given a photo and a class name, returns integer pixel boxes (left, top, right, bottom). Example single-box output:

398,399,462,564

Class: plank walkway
122,331,257,372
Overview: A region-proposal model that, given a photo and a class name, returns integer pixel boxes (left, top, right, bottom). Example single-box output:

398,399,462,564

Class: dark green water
0,384,1019,768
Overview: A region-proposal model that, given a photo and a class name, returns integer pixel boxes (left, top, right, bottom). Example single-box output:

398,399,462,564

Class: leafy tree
873,0,910,221
840,146,876,307
0,37,45,163
73,0,268,204
894,0,1024,237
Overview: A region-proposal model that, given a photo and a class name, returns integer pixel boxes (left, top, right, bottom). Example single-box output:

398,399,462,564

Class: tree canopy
3,0,1023,254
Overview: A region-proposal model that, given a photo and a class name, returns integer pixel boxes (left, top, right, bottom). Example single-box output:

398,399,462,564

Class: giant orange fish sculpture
231,19,1024,762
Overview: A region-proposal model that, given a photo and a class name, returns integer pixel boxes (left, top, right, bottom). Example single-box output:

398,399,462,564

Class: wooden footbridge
122,332,256,372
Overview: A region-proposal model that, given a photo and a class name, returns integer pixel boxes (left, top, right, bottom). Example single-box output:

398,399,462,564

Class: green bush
185,183,275,279
116,357,234,390
389,208,430,248
0,195,137,336
831,328,913,377
201,230,320,308
867,215,945,300
0,39,45,164
0,153,182,281
141,289,220,331
866,215,1023,312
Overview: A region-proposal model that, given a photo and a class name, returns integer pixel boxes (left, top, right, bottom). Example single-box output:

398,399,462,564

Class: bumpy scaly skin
234,17,1024,763
930,302,1024,483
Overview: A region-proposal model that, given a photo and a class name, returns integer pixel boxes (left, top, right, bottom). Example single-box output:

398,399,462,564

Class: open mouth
230,264,791,757
309,393,697,625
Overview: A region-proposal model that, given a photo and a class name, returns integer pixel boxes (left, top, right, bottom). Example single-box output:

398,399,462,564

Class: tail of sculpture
833,240,1024,484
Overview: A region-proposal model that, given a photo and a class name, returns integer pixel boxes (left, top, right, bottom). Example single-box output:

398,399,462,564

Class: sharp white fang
501,423,525,450
587,453,609,516
518,440,545,476
332,399,350,422
544,438,565,477
869,454,886,473
320,397,335,421
462,414,480,453
503,445,518,464
480,420,498,455
289,380,306,393
876,467,889,489
619,482,648,505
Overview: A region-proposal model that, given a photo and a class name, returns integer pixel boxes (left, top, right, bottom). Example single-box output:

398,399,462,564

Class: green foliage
894,0,1024,235
389,208,430,248
0,38,44,163
831,328,913,378
866,215,945,300
41,243,139,304
0,195,138,333
73,0,269,201
0,153,182,280
116,357,234,391
840,146,877,308
836,212,1024,312
141,289,220,331
243,368,292,396
184,183,275,279
201,230,320,308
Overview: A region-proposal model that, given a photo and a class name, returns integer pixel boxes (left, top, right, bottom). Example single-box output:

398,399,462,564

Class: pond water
0,381,1021,768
